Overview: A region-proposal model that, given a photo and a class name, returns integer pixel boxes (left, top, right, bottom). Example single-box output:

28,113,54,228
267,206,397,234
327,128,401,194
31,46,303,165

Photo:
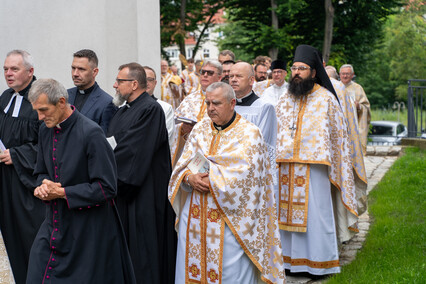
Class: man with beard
275,45,358,276
254,63,268,82
67,49,117,133
0,50,45,284
261,59,289,107
220,60,234,84
107,62,176,283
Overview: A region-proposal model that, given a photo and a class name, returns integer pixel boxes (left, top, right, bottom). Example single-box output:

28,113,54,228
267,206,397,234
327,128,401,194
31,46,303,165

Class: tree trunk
269,0,279,60
178,0,187,70
323,0,334,64
192,11,216,60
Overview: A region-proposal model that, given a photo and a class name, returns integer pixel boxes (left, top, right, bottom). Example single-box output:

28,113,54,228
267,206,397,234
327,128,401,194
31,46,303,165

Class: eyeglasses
146,77,156,82
290,66,311,72
116,78,135,83
200,69,215,76
339,72,352,76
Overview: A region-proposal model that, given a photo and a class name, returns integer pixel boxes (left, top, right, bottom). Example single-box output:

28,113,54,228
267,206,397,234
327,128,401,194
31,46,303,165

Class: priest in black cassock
27,78,136,283
107,62,177,284
0,50,45,284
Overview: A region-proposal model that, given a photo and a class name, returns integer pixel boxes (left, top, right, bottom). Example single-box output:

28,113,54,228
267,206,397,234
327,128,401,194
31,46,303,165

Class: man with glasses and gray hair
143,65,175,147
0,49,44,284
339,64,371,154
171,60,222,167
107,62,177,284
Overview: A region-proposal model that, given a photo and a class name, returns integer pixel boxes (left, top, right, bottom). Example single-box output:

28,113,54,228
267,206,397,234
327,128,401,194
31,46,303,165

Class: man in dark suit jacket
67,49,117,133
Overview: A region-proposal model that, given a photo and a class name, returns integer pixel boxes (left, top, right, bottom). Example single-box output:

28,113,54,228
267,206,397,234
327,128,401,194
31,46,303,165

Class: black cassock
107,92,177,284
27,109,136,283
0,78,45,284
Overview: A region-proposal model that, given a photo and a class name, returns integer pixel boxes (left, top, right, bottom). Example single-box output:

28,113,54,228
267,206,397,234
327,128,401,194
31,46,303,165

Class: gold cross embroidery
206,228,220,244
222,191,237,205
189,224,200,239
281,190,288,201
242,222,256,236
308,135,318,148
273,251,284,265
252,191,260,206
282,101,292,112
294,191,303,203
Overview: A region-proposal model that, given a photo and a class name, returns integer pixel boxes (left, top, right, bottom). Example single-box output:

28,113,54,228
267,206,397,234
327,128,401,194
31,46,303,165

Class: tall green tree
357,0,426,108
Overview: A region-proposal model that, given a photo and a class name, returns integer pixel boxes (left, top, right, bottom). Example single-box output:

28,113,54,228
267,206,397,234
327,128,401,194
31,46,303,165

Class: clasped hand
34,179,65,201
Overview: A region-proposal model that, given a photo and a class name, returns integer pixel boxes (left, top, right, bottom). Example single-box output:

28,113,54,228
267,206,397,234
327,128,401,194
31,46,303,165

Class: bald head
229,62,255,98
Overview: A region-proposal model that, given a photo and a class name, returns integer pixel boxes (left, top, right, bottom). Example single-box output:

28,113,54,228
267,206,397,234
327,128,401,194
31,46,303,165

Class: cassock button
52,246,55,249
87,206,90,209
52,258,55,261
53,158,56,161
54,211,58,214
46,276,50,279
53,148,56,151
54,202,57,205
52,237,56,240
79,208,82,210
55,228,58,231
54,220,57,223
49,267,52,270
54,139,57,142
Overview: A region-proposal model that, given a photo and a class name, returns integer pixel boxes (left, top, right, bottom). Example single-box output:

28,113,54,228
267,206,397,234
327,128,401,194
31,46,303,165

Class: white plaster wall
0,0,162,98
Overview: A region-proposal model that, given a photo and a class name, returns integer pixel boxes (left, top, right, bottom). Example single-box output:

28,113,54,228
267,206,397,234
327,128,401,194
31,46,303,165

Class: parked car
368,121,407,146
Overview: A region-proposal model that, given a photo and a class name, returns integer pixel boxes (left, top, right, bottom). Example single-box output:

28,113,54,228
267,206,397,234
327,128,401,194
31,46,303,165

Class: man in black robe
107,62,177,284
27,78,136,283
0,50,45,284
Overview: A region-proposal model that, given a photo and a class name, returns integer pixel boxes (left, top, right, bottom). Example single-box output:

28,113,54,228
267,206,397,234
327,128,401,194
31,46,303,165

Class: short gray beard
113,93,130,107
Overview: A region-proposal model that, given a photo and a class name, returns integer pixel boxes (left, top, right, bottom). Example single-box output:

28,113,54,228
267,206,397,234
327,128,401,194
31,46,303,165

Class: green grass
327,147,426,283
371,109,408,125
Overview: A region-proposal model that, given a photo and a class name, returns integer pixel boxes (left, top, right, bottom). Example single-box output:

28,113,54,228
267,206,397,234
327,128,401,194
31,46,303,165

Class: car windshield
371,125,393,136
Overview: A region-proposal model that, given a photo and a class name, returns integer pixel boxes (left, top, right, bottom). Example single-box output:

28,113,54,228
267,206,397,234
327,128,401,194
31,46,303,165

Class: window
167,49,179,59
187,48,194,59
203,49,210,58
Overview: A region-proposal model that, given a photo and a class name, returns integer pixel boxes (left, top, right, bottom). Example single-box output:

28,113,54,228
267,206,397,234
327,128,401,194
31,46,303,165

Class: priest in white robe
275,45,358,275
262,60,289,107
169,82,285,284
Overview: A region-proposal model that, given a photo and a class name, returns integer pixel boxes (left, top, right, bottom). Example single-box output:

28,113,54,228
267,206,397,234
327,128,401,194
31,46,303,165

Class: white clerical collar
3,92,23,117
236,91,252,103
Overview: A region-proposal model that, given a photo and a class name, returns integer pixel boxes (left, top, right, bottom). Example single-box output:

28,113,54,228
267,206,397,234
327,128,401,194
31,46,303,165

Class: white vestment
261,82,289,107
156,99,175,148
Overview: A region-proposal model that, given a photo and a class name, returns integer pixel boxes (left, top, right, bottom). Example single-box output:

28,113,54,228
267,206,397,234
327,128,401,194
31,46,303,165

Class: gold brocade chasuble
169,115,285,284
171,90,208,167
275,84,358,237
332,79,368,216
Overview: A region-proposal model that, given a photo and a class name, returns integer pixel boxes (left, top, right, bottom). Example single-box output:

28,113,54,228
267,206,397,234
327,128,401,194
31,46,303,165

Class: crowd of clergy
0,45,370,283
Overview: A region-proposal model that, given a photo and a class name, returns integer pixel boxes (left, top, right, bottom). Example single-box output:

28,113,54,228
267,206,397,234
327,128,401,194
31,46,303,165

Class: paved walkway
286,147,401,283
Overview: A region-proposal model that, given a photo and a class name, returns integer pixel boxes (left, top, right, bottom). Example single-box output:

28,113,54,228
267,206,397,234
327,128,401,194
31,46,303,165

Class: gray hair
28,78,68,105
219,50,235,61
206,82,236,102
325,66,338,79
7,50,33,70
339,64,354,74
203,60,223,75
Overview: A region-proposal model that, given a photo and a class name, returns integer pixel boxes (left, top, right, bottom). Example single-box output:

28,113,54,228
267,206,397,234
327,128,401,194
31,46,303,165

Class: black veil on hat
271,59,287,71
293,45,339,103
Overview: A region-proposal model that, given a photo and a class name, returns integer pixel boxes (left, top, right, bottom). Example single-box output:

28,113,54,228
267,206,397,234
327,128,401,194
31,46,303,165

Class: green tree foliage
357,1,426,108
217,0,400,72
160,0,224,61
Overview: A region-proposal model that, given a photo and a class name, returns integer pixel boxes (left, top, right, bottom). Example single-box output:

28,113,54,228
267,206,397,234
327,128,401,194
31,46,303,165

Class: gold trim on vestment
283,256,340,268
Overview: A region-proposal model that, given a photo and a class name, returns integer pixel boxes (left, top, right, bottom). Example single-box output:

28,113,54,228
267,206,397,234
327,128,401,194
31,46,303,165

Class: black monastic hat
270,60,287,71
293,45,338,102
